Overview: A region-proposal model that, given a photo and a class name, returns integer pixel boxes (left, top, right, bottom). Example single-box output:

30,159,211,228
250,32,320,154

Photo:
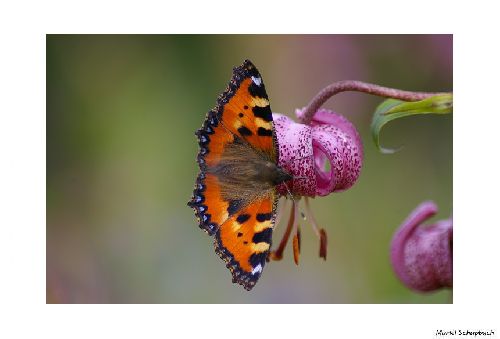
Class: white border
2,0,499,338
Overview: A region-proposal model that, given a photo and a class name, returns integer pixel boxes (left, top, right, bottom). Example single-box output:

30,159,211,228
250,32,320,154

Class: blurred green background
47,35,452,303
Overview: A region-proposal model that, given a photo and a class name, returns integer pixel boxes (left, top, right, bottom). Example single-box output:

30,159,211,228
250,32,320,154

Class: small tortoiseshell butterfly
188,60,292,290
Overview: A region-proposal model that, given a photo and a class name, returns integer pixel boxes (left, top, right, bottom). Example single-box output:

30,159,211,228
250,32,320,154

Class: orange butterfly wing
188,60,279,290
215,193,277,290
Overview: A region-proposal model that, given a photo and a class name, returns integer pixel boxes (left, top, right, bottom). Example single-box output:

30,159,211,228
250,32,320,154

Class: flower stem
300,80,450,125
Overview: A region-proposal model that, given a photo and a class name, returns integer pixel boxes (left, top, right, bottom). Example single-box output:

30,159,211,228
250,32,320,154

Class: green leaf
371,94,453,154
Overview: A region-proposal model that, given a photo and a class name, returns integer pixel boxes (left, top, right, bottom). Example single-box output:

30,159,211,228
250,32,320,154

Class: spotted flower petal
273,109,363,197
390,201,453,292
273,113,315,196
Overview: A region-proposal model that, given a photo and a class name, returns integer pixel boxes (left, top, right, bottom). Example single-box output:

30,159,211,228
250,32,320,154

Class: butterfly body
188,60,290,290
209,136,291,194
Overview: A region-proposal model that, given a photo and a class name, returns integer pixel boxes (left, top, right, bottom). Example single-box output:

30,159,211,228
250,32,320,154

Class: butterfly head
253,161,293,186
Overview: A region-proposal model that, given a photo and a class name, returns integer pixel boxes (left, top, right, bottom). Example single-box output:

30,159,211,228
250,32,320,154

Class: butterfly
187,60,292,291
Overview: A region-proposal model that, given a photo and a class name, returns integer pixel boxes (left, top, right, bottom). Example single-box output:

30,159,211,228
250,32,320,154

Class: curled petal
390,201,453,292
305,109,363,194
312,123,362,195
273,109,363,197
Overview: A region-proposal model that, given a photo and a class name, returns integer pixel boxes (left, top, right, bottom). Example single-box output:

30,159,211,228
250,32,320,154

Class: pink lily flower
268,108,363,263
274,108,363,197
390,201,453,292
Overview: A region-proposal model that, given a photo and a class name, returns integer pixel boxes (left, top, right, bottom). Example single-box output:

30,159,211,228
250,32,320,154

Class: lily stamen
304,197,328,260
292,225,301,265
269,201,296,261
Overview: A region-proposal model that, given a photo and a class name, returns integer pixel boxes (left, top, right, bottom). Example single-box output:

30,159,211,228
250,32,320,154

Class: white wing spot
251,76,262,86
251,263,262,275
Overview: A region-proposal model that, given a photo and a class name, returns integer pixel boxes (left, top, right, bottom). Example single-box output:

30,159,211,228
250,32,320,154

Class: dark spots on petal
252,227,272,244
236,214,251,224
227,200,242,215
256,213,273,222
244,105,249,110
243,241,248,245
257,127,273,137
238,112,244,118
237,232,243,237
237,126,252,136
252,105,272,122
